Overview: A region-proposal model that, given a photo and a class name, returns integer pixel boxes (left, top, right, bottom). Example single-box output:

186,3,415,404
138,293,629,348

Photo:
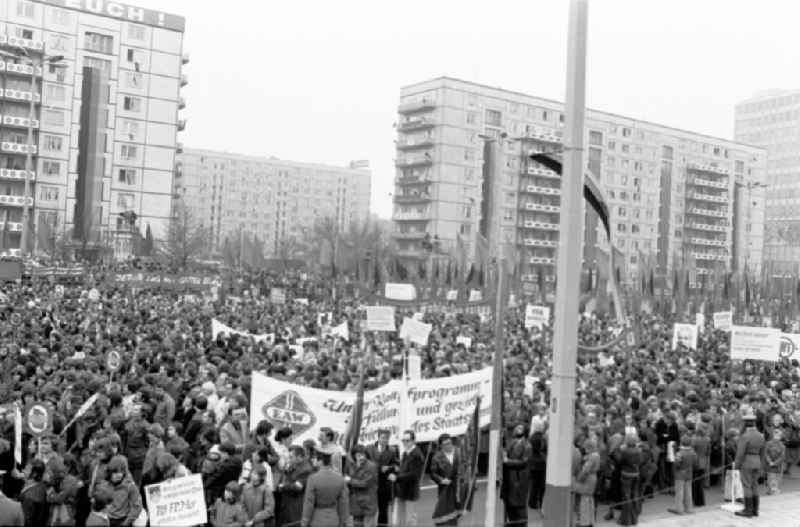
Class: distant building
735,89,800,271
393,76,766,288
0,0,187,257
176,149,371,255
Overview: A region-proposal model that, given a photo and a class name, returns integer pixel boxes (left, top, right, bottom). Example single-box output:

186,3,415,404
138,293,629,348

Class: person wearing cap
501,424,532,527
302,442,349,527
366,428,397,527
734,406,765,518
210,481,248,527
346,444,378,527
278,445,313,527
430,434,460,527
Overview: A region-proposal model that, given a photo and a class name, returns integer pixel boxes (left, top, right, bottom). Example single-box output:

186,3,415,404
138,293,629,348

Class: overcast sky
141,0,800,218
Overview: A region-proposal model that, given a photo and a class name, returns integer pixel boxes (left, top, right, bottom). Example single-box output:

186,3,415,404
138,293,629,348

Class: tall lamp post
0,47,64,257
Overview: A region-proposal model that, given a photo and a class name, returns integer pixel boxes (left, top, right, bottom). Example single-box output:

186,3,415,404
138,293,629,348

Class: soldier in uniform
302,443,350,527
735,406,765,518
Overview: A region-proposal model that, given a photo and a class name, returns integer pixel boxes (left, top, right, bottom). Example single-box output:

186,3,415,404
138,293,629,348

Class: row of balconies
690,177,727,190
521,274,556,282
687,162,729,176
395,156,433,169
686,237,726,247
521,220,560,230
398,99,436,114
0,169,34,182
398,117,435,132
690,251,728,262
395,175,432,186
684,222,727,232
687,191,727,204
687,207,727,218
1,89,40,103
393,231,427,240
1,114,38,129
0,195,33,207
525,165,560,178
521,184,560,196
0,61,42,76
0,35,44,53
521,202,559,213
521,238,558,248
529,256,556,265
1,142,36,154
396,137,434,151
394,193,431,204
393,212,430,221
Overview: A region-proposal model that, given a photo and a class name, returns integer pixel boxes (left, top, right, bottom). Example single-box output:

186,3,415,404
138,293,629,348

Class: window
124,71,142,88
126,48,137,62
49,63,66,82
617,223,627,232
618,207,626,217
117,193,135,209
43,135,63,152
84,32,113,54
464,149,475,161
50,7,71,24
466,111,477,125
467,94,477,107
735,160,744,173
607,141,616,150
503,209,514,221
42,160,60,176
460,223,472,235
122,119,139,139
49,34,69,52
464,168,475,182
38,185,59,201
485,109,502,127
631,225,639,234
16,1,34,18
84,56,111,75
42,109,64,126
120,144,138,160
622,128,631,137
589,131,603,146
128,24,145,40
123,96,142,112
541,110,548,121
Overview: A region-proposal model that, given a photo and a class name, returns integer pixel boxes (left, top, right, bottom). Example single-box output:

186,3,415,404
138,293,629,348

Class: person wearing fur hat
734,406,765,518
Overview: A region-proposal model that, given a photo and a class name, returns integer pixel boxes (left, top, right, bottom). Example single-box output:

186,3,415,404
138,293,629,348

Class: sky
138,0,800,218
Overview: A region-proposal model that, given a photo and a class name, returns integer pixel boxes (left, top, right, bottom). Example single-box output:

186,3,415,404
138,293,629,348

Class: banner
730,326,780,362
399,317,432,346
330,322,349,341
211,319,274,344
365,306,396,332
250,367,492,445
713,311,732,332
112,273,221,290
671,323,698,350
270,288,286,304
385,283,416,301
145,475,207,527
525,305,550,330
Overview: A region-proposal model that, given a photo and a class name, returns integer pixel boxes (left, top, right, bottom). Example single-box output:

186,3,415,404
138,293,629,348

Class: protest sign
525,305,550,330
145,475,207,527
294,298,309,306
713,311,732,332
696,312,705,330
365,306,396,332
24,402,52,437
399,317,432,346
88,288,100,302
780,333,800,362
385,283,416,301
524,375,539,398
330,322,349,340
456,336,472,349
105,350,122,372
446,289,458,301
211,319,274,344
730,326,780,362
270,288,286,305
468,289,482,302
250,367,491,445
671,323,698,350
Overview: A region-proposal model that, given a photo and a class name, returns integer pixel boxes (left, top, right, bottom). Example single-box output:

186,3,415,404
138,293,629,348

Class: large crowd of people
0,264,797,527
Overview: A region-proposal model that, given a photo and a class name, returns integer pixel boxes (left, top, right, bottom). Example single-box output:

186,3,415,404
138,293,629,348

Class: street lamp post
0,48,64,257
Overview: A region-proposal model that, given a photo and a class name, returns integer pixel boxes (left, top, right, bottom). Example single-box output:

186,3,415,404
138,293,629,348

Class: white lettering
64,0,82,9
85,0,103,13
127,6,145,22
106,2,123,17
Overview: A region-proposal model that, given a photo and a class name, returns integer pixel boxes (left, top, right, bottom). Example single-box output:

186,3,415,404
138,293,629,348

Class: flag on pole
343,343,366,456
457,395,481,514
14,403,21,465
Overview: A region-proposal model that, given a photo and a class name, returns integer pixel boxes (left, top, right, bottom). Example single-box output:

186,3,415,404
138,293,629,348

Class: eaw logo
261,390,316,436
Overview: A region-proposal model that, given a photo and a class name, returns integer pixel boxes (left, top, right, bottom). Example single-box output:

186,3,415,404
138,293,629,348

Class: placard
211,319,274,344
456,336,472,349
399,317,432,346
270,288,286,305
365,306,396,332
525,305,550,330
713,311,732,332
446,289,458,301
88,288,100,302
145,475,207,527
779,333,800,362
696,313,705,330
294,298,309,306
385,283,416,301
730,326,780,362
671,323,698,350
24,402,52,437
763,316,773,328
524,375,539,398
468,289,483,302
105,349,123,372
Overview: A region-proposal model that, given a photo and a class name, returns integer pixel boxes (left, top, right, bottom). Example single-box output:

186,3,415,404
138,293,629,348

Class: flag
143,223,154,256
373,258,381,289
331,321,349,341
475,233,489,273
75,393,99,420
223,238,236,268
457,395,481,514
343,350,366,456
417,260,427,280
455,234,467,278
465,264,475,286
13,404,21,465
648,268,655,298
37,214,55,254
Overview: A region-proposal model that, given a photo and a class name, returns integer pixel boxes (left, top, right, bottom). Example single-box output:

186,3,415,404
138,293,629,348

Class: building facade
176,148,371,256
394,77,766,287
0,0,187,257
734,89,800,271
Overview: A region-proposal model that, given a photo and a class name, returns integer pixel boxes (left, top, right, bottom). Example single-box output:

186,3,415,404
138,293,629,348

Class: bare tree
313,216,340,274
159,200,208,270
276,236,300,270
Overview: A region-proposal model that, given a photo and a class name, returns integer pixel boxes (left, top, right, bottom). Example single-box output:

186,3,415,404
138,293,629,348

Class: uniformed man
735,406,765,518
302,442,350,527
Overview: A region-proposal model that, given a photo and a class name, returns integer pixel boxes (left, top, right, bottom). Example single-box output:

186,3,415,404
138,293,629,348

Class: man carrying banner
430,433,460,526
366,429,397,527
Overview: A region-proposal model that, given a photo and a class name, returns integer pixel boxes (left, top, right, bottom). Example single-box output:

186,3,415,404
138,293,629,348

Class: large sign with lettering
145,475,206,527
38,0,186,32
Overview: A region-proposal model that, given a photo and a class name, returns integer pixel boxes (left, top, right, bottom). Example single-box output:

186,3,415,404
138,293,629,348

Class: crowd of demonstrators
0,264,797,527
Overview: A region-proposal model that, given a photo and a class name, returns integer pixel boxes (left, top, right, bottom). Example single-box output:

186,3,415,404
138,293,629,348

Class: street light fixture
0,47,65,257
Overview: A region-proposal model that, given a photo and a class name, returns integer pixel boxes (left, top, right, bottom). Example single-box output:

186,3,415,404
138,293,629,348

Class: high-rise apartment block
734,89,800,271
176,149,371,255
0,0,187,256
394,77,766,286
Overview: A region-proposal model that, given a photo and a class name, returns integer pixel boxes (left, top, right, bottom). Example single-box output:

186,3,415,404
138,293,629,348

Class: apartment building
0,0,187,256
394,77,766,287
735,89,800,271
176,149,371,256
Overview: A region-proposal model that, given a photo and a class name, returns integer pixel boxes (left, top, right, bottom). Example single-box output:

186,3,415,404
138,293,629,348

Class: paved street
640,491,800,526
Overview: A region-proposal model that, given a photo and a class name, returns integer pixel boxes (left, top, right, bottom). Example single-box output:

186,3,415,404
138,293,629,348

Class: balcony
687,191,726,204
0,195,33,207
521,220,559,230
521,184,560,196
2,115,39,129
691,251,727,262
522,238,558,248
398,117,435,132
522,202,559,213
178,96,186,109
395,175,432,186
687,207,727,218
393,231,427,241
177,119,186,131
395,157,433,169
6,36,44,53
526,166,559,178
396,137,434,151
182,52,190,64
176,142,184,154
0,169,34,182
1,142,37,154
687,237,726,248
180,74,188,87
3,89,40,103
522,130,562,144
687,162,729,175
0,61,42,76
398,99,436,114
0,248,21,257
690,177,727,190
684,222,726,233
5,222,22,232
393,211,430,222
394,193,431,204
396,249,426,260
529,256,556,265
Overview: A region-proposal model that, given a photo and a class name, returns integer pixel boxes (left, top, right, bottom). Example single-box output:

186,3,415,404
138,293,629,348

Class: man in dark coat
389,430,425,527
430,434,460,526
346,445,378,527
278,445,313,527
735,408,765,518
366,428,398,527
205,441,244,503
0,488,23,527
502,424,532,527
